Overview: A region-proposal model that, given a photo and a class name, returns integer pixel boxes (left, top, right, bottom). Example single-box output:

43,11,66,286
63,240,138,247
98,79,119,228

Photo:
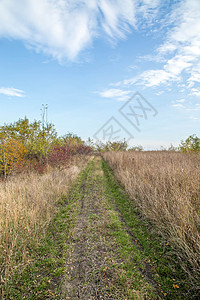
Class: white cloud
117,0,200,93
137,69,172,87
0,87,25,97
155,91,164,96
172,103,184,109
172,97,200,113
189,116,200,120
134,52,197,88
0,0,138,62
176,99,185,103
158,43,177,54
99,0,136,38
191,88,200,97
98,88,131,100
0,0,165,62
137,0,161,26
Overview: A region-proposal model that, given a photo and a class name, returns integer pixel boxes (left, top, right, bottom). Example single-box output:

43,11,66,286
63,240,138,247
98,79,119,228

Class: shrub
180,134,200,152
0,139,27,178
48,145,71,168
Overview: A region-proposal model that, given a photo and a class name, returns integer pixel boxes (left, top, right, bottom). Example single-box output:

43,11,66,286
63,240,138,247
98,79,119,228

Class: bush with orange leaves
0,138,28,178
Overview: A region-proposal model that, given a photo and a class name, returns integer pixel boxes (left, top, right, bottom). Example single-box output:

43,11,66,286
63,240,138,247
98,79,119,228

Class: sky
0,0,199,149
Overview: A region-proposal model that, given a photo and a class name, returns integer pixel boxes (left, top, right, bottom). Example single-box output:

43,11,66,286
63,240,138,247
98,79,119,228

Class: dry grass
0,155,91,291
103,151,200,281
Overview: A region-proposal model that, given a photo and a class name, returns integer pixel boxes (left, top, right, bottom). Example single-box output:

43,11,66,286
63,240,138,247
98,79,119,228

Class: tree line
0,112,199,178
0,114,92,178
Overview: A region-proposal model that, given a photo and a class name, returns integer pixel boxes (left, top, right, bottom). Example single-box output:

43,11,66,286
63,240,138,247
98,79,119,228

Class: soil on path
60,157,157,300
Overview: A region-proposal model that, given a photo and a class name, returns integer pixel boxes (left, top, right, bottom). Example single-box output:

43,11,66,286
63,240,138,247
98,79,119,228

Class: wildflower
173,284,179,289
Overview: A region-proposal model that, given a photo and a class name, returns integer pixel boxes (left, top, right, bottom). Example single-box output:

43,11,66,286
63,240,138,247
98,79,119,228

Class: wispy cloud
115,0,200,94
171,99,186,109
176,99,185,103
97,88,132,101
189,116,200,121
0,0,163,62
171,103,185,109
0,0,138,62
190,88,200,97
171,98,200,113
0,87,25,97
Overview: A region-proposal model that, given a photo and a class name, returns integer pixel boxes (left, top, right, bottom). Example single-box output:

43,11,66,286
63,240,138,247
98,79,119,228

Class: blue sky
0,0,199,149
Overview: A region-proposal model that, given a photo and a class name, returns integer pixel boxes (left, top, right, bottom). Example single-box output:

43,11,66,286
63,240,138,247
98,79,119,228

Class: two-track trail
2,156,191,299
59,157,158,299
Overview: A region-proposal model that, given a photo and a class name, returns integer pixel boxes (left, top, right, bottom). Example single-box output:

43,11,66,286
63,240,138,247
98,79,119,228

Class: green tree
61,132,84,146
0,109,58,163
128,145,143,151
179,135,200,152
96,140,128,152
168,144,178,152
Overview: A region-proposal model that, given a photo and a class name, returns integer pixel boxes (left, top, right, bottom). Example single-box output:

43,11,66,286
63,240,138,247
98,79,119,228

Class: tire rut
60,158,159,300
114,206,162,299
61,160,117,299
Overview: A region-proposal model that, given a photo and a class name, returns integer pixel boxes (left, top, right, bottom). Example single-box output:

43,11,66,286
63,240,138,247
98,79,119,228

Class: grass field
0,154,199,299
103,151,200,293
0,155,91,298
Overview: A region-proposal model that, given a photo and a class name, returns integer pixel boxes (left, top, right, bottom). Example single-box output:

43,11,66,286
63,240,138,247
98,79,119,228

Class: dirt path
3,156,191,299
60,157,157,299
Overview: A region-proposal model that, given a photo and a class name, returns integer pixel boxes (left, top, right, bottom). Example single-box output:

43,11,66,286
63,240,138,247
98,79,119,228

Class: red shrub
69,145,93,155
48,145,70,168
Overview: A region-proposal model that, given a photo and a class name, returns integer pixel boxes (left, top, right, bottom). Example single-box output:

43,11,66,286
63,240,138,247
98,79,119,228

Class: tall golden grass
103,151,200,281
0,155,90,293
